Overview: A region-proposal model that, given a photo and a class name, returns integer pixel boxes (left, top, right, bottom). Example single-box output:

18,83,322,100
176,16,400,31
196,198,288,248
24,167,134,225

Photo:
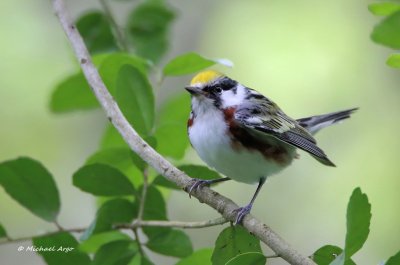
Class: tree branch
52,1,316,264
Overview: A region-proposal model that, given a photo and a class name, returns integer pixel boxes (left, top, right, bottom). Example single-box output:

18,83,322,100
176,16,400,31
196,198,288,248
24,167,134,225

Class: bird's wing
233,92,335,166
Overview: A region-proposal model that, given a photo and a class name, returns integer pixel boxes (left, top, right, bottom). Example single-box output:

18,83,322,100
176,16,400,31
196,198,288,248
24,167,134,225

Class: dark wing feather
234,91,335,166
296,108,358,134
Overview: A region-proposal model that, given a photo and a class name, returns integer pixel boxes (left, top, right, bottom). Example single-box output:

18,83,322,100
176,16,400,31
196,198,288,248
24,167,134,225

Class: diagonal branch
52,1,316,264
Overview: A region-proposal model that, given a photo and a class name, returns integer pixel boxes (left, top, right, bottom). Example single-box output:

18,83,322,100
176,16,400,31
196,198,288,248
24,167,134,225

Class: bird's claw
187,179,211,198
232,204,252,225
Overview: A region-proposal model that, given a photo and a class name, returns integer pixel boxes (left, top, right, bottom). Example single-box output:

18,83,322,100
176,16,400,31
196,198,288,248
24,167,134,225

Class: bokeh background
1,0,399,264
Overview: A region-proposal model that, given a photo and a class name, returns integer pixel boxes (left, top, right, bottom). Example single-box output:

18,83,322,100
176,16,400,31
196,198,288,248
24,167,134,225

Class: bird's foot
232,204,253,225
186,179,213,198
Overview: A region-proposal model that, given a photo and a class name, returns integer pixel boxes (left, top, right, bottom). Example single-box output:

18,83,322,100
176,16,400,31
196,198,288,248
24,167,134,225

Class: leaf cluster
369,1,400,68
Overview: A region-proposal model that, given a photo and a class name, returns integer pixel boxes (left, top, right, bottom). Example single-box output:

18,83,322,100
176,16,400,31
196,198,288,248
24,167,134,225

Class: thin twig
98,0,129,52
0,217,227,246
132,229,144,256
137,167,149,222
52,1,316,264
126,217,228,229
0,227,85,245
54,220,64,231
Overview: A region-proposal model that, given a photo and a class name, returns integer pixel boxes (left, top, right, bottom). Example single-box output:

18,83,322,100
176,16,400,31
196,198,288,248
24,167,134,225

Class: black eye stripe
203,78,237,93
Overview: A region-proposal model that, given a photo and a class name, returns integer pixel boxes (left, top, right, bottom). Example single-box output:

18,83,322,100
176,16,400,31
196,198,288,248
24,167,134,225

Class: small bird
185,70,357,225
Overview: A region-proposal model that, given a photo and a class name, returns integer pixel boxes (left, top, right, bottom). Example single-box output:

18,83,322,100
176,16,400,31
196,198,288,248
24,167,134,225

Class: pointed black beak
185,86,203,95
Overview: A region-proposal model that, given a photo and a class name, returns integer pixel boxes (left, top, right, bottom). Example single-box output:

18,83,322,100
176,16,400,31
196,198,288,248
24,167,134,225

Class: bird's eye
214,86,222,94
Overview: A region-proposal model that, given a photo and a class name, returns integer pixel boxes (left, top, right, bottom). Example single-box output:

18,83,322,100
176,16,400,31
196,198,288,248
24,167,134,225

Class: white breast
189,108,293,184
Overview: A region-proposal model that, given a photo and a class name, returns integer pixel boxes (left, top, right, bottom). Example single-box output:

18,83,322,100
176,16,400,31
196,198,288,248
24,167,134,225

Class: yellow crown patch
190,70,224,86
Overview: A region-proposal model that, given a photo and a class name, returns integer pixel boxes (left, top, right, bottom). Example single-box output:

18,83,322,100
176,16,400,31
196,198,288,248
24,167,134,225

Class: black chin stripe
213,98,222,108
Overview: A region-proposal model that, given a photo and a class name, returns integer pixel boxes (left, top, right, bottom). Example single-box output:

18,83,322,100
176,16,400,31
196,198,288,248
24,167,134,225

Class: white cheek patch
221,85,247,108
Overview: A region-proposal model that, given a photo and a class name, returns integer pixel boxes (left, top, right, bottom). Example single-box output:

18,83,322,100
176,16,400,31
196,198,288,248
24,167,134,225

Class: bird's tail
296,108,358,135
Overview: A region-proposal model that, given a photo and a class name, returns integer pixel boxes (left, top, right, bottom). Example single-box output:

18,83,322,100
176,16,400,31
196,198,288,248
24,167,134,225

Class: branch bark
52,1,316,264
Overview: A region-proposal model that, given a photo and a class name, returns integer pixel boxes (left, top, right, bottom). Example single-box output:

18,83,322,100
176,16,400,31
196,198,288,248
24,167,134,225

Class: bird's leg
233,177,266,225
187,177,231,198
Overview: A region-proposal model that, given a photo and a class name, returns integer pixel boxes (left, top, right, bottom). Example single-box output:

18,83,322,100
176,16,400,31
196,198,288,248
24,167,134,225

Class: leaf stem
54,220,64,231
132,228,144,256
98,0,129,52
137,167,149,222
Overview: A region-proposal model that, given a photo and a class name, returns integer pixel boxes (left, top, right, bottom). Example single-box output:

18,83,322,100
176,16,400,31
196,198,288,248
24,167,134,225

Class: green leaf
344,187,371,259
92,198,137,234
140,185,167,220
163,52,233,76
371,10,400,49
92,240,137,265
154,93,191,159
116,65,155,136
386,251,400,265
98,131,156,187
138,185,168,239
49,54,107,113
33,232,90,265
175,248,213,265
0,157,60,222
73,163,135,196
0,223,7,239
76,11,118,54
50,73,98,113
128,253,155,265
86,148,137,176
146,229,193,258
86,147,145,187
154,125,188,159
79,231,131,253
211,226,262,265
99,53,150,95
153,165,221,190
163,52,216,76
163,52,234,76
225,252,266,265
152,175,178,190
126,2,175,62
101,125,129,149
368,2,400,16
140,255,155,265
312,245,355,265
387,53,400,68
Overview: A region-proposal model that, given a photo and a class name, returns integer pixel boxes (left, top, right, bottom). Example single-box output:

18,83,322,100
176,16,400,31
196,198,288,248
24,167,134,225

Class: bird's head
185,70,245,113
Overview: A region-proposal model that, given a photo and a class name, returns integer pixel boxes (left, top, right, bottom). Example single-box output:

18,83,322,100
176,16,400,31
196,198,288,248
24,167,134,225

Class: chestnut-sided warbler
185,70,357,224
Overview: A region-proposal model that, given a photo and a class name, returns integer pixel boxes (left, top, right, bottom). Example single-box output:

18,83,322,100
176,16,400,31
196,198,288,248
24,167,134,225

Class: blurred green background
0,0,399,264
